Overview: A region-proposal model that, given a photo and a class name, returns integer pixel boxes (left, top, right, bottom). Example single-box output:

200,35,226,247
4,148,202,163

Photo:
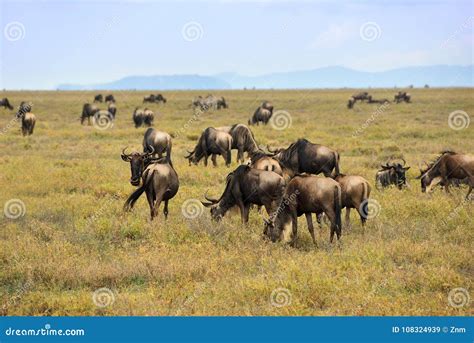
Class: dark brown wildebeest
143,108,154,127
105,94,115,103
81,103,100,125
20,112,36,136
249,107,272,125
216,97,228,109
417,151,474,199
108,102,117,119
0,98,13,110
121,148,179,220
201,165,285,223
333,174,371,227
263,175,342,245
268,138,340,177
143,128,172,162
133,107,144,128
186,127,233,167
394,91,411,103
375,159,410,189
143,94,156,103
94,94,103,103
216,124,259,163
347,97,355,109
367,96,390,104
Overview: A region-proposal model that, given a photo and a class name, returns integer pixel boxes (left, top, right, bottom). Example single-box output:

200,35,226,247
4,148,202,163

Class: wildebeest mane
230,124,259,152
278,138,309,165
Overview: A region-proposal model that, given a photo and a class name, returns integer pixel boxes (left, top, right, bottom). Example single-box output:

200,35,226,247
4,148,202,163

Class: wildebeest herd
347,91,410,109
1,93,472,246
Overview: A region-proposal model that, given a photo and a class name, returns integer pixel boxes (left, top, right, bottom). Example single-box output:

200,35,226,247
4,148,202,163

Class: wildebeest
394,91,411,103
216,97,228,109
108,102,117,119
333,174,371,227
94,94,103,103
133,107,144,128
417,151,473,199
155,94,167,104
367,96,390,104
263,175,342,245
192,95,226,111
0,98,13,110
261,101,274,114
216,124,259,163
249,107,272,125
143,94,156,103
347,97,355,109
201,165,285,223
249,151,284,176
20,112,36,136
185,127,232,167
81,103,99,125
143,128,172,162
121,148,179,220
143,108,154,127
18,101,32,116
268,138,340,177
352,92,370,102
375,159,410,189
105,94,115,103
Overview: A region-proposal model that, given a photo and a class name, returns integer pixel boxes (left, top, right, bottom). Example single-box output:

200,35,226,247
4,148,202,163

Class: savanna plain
0,88,472,316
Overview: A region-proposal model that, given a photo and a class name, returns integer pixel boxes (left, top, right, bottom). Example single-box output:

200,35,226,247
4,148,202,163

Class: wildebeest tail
123,170,154,211
226,136,232,165
334,185,342,236
333,151,340,177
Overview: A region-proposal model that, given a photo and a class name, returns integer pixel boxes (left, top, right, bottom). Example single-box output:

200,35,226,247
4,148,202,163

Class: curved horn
143,145,155,157
401,158,406,166
266,145,278,154
204,191,219,203
121,146,131,157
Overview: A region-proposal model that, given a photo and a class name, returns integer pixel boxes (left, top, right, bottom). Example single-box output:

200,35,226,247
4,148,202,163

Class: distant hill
57,65,473,90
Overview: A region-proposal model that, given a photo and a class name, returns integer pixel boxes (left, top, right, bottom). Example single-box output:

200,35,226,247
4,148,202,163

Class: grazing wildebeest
192,95,226,111
268,138,340,177
185,127,232,167
375,159,410,189
333,174,371,227
352,92,370,102
143,108,154,127
394,91,411,103
216,97,228,109
155,94,167,104
216,124,259,163
121,148,179,220
20,112,36,136
105,94,115,103
367,96,390,104
201,165,285,223
81,103,99,125
143,94,156,103
249,107,272,125
417,151,474,199
263,175,342,245
133,108,144,128
94,94,103,103
249,151,283,176
0,98,13,110
108,102,117,119
143,128,172,162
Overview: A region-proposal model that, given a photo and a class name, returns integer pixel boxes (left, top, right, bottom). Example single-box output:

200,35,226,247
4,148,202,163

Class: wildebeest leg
146,190,155,219
163,200,169,219
211,154,217,167
444,179,451,194
152,192,165,220
237,147,244,163
289,214,298,246
243,204,251,223
305,213,317,246
204,153,208,166
345,208,351,229
316,213,323,228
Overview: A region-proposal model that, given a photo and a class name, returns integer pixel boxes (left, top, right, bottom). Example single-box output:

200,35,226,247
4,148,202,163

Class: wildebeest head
121,146,155,186
416,162,437,193
201,176,235,221
380,159,410,189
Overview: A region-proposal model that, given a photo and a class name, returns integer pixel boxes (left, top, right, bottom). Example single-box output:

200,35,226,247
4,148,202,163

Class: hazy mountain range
57,65,473,90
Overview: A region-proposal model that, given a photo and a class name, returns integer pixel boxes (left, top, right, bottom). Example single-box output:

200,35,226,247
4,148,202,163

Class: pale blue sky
0,0,472,89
